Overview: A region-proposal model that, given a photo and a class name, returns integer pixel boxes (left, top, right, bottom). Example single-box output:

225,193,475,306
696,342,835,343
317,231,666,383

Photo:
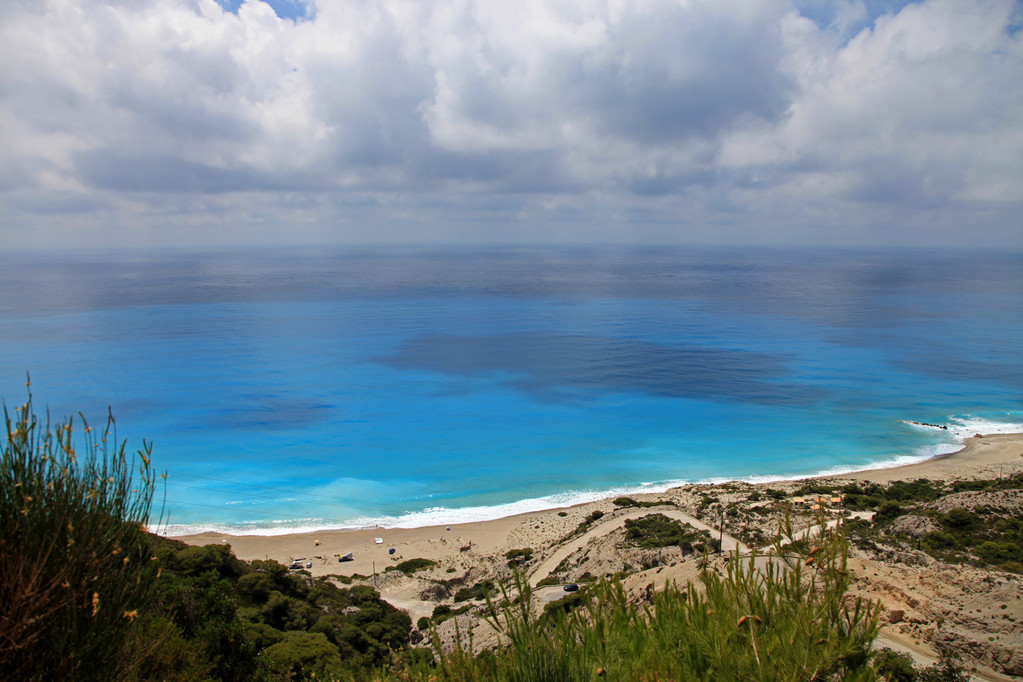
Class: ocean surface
1,246,1021,535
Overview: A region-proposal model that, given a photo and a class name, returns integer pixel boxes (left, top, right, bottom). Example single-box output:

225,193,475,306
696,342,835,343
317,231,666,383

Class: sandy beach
176,432,1023,574
175,432,1023,679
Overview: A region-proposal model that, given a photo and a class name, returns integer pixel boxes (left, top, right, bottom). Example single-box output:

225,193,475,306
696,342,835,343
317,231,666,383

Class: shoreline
163,430,1022,539
172,432,1023,574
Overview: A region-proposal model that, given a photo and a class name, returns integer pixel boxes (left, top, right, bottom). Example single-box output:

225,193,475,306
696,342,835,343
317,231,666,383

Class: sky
0,0,1021,250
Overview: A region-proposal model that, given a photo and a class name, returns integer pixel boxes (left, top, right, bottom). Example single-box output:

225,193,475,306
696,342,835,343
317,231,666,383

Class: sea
1,245,1021,536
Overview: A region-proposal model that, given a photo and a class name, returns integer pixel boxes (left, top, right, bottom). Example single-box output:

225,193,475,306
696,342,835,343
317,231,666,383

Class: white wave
158,413,1023,537
157,479,696,537
943,415,1023,439
158,517,334,537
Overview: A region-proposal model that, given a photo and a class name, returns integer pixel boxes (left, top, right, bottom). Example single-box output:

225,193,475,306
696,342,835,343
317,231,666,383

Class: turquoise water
1,246,1021,534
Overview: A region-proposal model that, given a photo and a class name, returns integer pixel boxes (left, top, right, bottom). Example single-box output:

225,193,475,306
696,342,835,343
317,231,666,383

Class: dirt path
529,506,746,587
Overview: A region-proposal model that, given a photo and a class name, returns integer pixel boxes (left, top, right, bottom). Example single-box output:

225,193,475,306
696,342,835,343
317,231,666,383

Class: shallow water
2,246,1021,534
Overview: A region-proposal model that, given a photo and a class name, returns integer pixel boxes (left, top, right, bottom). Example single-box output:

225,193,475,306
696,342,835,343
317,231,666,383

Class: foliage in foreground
397,520,885,681
0,388,412,681
1,386,160,680
0,387,982,681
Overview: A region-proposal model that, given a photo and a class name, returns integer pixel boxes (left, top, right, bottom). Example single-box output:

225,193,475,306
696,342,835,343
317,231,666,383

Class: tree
259,631,342,680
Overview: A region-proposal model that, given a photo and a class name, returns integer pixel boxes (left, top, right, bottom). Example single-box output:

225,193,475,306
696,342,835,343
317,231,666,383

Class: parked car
563,583,579,592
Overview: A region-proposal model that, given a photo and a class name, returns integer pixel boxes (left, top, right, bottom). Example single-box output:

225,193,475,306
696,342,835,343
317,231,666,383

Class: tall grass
1,383,162,680
400,516,880,681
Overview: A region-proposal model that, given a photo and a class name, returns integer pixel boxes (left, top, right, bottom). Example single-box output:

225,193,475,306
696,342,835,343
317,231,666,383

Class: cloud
0,0,1020,247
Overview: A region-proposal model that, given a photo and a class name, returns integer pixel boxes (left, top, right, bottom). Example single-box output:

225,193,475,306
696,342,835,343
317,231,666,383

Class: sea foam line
157,415,1023,537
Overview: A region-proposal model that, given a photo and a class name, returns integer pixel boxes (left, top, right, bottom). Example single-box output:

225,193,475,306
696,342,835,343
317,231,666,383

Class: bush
259,631,341,680
505,548,533,567
874,501,903,524
918,647,971,682
921,531,958,552
793,482,833,496
1,386,160,680
875,647,918,681
1,387,418,681
942,508,976,529
624,513,709,550
885,479,942,503
453,580,494,602
430,603,469,626
439,522,882,681
976,540,1019,567
504,548,533,560
392,558,438,575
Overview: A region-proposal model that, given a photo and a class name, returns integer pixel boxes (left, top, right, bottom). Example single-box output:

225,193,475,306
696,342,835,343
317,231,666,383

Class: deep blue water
1,246,1021,534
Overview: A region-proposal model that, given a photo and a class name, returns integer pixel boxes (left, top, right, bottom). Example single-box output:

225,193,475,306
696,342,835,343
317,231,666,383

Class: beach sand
174,432,1023,679
843,432,1023,484
176,432,1023,573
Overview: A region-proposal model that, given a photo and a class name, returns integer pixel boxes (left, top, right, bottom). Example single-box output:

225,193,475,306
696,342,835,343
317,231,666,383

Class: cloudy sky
1,0,1021,250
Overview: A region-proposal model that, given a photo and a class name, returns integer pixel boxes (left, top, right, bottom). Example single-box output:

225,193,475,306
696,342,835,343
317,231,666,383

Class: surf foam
157,414,1023,537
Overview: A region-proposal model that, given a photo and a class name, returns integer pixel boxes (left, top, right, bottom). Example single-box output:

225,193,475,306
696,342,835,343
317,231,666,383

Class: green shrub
504,548,533,560
453,580,494,602
874,647,918,681
430,603,470,626
793,482,833,496
540,589,588,621
942,508,977,529
976,540,1019,567
623,513,709,550
917,647,971,682
505,547,533,567
1,386,160,680
392,558,438,575
885,479,943,503
1,387,419,681
259,631,342,680
432,521,882,682
874,500,903,524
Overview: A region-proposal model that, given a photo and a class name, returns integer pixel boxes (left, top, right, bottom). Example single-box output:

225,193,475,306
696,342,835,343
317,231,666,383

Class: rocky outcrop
932,629,1023,677
888,514,940,539
928,489,1023,515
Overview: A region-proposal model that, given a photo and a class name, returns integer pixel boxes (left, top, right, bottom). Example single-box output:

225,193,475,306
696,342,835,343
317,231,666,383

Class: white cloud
723,0,1023,204
0,0,1020,247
